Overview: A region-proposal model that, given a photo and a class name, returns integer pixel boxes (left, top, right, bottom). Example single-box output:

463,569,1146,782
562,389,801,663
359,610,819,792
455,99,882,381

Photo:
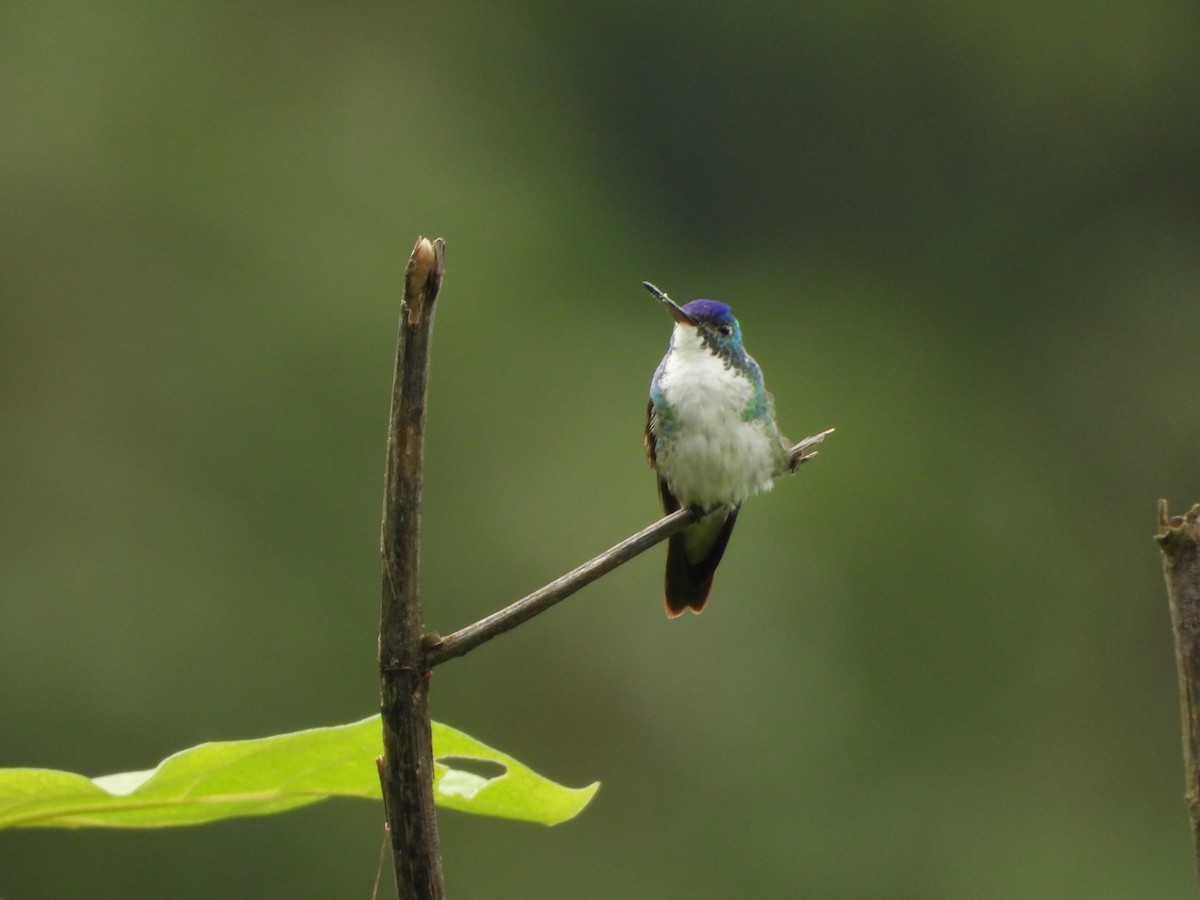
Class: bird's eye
716,324,733,337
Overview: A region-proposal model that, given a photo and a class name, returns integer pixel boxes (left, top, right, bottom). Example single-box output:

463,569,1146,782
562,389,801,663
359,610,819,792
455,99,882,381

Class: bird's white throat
656,324,779,509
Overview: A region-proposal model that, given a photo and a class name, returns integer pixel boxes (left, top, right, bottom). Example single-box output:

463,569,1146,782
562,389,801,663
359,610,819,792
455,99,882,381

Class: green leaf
0,716,598,830
430,722,598,824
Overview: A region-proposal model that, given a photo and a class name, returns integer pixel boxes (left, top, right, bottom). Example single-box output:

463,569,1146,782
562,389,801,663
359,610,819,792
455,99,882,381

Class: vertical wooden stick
1157,499,1200,886
379,236,445,900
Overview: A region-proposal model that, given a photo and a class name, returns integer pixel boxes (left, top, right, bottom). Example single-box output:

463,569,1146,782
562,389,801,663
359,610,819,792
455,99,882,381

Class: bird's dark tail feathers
664,509,738,617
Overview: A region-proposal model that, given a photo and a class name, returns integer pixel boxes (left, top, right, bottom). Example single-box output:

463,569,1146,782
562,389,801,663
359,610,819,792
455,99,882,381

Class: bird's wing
644,399,658,469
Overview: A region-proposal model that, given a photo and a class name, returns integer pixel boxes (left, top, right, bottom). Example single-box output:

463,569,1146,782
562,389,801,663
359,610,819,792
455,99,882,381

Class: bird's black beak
643,281,696,325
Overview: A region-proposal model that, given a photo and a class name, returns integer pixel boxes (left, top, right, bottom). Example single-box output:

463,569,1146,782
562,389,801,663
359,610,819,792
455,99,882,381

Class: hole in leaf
438,757,507,780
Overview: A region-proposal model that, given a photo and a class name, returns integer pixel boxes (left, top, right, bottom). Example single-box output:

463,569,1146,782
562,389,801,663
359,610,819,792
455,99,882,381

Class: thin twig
371,756,389,900
425,430,834,667
1157,499,1200,887
789,428,835,470
426,508,694,667
378,236,446,900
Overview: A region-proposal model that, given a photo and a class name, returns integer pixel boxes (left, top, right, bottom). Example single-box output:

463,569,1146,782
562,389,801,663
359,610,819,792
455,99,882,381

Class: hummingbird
644,281,803,617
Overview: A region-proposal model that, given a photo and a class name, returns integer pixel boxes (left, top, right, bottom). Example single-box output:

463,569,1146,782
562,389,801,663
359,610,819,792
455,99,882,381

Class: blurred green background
2,2,1198,897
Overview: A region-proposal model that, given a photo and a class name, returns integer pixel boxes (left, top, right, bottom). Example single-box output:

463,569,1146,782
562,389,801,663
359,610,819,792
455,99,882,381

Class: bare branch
1158,499,1200,888
378,236,445,900
373,232,833,899
426,508,695,667
426,430,834,667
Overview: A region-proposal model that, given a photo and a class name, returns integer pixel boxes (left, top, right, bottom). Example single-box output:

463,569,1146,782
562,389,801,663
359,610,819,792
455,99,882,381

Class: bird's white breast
655,325,779,509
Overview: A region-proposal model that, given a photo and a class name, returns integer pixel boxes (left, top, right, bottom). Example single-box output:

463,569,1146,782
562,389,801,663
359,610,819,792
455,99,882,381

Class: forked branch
376,235,833,900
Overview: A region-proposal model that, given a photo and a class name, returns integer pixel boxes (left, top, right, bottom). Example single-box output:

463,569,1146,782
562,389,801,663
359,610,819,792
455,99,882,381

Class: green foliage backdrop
2,2,1198,896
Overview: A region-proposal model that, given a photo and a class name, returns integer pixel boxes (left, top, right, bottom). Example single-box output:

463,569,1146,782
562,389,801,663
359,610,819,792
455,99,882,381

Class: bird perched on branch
644,282,826,617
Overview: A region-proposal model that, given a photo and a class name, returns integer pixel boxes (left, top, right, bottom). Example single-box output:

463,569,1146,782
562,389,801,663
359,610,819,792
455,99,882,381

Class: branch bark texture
1157,499,1200,887
378,236,445,900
